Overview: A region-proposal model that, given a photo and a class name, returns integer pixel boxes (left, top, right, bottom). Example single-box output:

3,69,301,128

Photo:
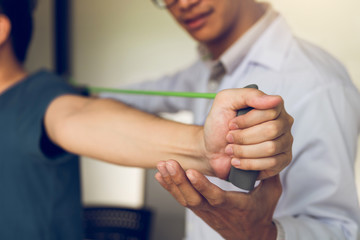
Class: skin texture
156,160,280,240
0,12,293,177
203,89,293,180
44,88,292,178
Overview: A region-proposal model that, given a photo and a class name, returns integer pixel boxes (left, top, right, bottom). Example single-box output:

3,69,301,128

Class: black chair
83,207,153,240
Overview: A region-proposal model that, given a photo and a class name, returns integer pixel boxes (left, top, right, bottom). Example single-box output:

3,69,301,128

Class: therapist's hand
156,160,281,240
203,88,293,180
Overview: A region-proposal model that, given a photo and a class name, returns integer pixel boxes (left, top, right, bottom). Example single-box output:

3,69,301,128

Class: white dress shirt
101,7,360,240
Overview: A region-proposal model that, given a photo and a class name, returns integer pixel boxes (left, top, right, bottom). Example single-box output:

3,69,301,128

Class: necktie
208,61,226,92
204,62,226,117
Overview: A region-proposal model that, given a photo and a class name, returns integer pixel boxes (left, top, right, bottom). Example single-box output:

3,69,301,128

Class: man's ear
0,14,11,46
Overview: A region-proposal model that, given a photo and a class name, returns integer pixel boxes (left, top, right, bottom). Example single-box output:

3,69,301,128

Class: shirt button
208,81,219,92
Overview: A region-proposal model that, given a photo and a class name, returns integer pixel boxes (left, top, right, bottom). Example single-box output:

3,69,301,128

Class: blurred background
26,0,360,239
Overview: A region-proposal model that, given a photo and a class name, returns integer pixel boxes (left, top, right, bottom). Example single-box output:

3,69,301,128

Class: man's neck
206,2,265,60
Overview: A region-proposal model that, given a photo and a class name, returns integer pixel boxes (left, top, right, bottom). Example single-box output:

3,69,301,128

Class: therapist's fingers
230,151,292,179
228,96,289,130
229,105,281,130
226,131,292,159
165,161,205,208
228,97,293,144
227,119,286,145
186,169,228,207
214,89,283,114
157,160,205,208
186,169,249,209
156,161,187,206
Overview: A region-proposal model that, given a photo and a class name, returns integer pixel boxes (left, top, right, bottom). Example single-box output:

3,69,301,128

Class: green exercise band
88,86,217,99
86,84,259,191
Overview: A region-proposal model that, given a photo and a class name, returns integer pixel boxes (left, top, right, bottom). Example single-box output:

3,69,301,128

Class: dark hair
0,0,37,63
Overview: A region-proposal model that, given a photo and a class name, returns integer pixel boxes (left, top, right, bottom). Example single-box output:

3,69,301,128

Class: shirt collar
198,3,279,74
245,15,293,71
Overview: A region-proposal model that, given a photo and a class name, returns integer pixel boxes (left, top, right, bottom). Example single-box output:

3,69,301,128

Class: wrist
246,221,277,240
259,221,277,240
174,124,211,173
195,126,213,175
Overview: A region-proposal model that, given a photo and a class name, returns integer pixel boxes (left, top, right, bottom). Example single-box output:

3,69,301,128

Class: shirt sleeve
18,70,84,163
273,219,285,240
274,84,360,240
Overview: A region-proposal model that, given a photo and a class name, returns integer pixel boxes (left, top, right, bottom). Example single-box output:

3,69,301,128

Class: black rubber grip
228,84,259,191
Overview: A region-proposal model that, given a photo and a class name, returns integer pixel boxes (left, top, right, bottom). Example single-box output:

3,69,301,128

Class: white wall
72,0,197,88
27,0,360,239
72,0,197,209
269,0,360,86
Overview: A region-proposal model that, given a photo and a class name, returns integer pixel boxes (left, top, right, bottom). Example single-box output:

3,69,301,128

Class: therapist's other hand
156,160,281,240
204,88,293,180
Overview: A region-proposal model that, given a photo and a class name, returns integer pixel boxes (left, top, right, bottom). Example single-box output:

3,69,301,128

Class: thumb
248,94,283,110
254,174,282,200
215,88,283,113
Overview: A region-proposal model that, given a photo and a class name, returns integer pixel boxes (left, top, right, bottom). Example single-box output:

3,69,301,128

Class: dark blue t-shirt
0,70,83,240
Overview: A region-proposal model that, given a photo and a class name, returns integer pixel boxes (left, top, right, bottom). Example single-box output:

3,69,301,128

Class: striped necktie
208,61,226,92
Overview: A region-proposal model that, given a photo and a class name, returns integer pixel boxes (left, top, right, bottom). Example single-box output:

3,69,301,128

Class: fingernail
157,162,169,177
166,162,176,176
226,133,234,143
225,145,233,155
186,170,197,184
231,158,241,167
229,122,239,130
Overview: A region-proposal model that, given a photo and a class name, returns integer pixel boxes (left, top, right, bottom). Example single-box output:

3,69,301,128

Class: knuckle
234,131,247,144
162,176,173,185
278,95,284,104
185,198,203,208
243,159,254,170
178,199,188,207
171,176,183,186
278,153,291,169
267,157,278,168
268,108,279,120
289,134,294,145
208,194,226,207
267,141,277,155
236,117,248,129
283,133,293,150
285,152,293,166
266,141,278,155
266,122,280,138
265,170,277,178
233,145,244,157
289,115,295,126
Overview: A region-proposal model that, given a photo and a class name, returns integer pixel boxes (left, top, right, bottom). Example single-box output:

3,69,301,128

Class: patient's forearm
45,95,209,172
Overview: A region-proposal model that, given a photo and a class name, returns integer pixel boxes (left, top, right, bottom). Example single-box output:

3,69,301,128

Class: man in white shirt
101,0,360,239
0,1,296,238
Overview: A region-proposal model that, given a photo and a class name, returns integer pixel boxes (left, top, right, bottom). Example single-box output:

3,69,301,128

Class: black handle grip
228,84,259,191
